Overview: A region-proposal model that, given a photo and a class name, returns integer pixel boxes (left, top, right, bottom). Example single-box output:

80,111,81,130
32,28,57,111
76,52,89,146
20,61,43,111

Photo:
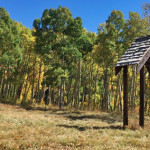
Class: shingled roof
115,35,150,75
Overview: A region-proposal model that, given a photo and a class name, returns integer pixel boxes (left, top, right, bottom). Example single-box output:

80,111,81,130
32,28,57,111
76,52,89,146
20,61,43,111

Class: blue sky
0,0,149,32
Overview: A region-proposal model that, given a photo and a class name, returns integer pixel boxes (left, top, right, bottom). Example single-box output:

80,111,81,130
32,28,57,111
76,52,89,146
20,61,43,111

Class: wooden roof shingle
115,35,150,75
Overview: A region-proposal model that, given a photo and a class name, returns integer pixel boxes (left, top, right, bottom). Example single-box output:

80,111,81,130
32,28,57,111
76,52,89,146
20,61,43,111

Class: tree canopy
0,4,150,112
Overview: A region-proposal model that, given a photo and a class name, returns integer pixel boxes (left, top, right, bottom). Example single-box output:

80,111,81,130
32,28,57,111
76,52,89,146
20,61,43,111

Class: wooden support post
123,66,128,128
140,66,145,127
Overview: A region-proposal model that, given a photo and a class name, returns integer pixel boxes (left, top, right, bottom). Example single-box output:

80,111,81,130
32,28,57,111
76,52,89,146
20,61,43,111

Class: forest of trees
0,3,150,112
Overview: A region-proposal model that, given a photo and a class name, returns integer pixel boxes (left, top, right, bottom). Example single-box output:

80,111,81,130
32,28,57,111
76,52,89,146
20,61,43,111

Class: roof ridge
135,35,150,41
115,35,150,72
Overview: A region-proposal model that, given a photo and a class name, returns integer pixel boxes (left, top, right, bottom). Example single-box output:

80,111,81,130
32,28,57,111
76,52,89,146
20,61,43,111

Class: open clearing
0,103,150,150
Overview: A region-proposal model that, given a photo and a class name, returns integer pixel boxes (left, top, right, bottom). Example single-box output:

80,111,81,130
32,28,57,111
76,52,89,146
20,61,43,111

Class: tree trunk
81,81,85,111
31,56,37,102
58,85,61,108
1,77,5,98
93,68,99,111
51,87,56,105
62,78,65,106
103,68,109,111
9,84,14,98
116,73,122,111
23,79,28,101
148,74,150,112
114,84,118,111
131,66,135,112
4,65,10,99
99,85,103,110
41,67,46,104
7,83,12,98
48,85,51,105
59,77,65,110
88,64,92,111
59,84,62,110
36,60,42,103
74,73,78,110
66,76,72,105
13,85,17,99
77,59,81,109
118,78,122,112
72,78,77,109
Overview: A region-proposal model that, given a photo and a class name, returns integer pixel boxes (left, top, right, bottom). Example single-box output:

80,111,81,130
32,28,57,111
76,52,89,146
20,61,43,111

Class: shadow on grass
0,99,18,105
51,112,122,124
25,107,73,113
67,114,119,124
25,106,51,111
26,108,120,125
22,104,121,124
0,100,122,124
45,108,123,124
57,124,123,131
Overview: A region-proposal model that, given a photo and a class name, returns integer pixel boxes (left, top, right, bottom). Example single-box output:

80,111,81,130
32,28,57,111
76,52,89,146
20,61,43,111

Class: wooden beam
123,66,128,128
145,57,150,74
115,66,122,76
137,48,150,73
139,66,145,127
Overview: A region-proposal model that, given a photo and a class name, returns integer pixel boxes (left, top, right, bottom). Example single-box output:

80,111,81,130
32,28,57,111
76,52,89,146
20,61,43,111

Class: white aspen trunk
77,59,81,109
31,56,37,102
66,76,72,105
88,64,92,111
37,61,42,103
93,68,99,111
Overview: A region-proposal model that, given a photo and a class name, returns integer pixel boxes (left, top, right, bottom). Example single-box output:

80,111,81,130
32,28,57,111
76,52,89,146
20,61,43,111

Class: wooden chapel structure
115,36,150,128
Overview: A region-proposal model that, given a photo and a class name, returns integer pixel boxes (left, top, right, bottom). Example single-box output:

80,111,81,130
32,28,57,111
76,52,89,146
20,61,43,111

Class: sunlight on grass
0,103,150,150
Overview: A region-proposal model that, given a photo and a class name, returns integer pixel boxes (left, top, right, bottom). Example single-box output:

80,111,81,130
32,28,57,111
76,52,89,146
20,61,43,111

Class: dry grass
0,103,150,150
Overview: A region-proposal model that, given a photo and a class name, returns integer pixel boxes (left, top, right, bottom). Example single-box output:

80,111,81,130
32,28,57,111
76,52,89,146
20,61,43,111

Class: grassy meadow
0,103,150,150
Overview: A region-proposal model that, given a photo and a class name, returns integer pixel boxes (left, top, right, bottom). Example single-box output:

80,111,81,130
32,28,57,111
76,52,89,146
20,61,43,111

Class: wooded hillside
0,3,150,111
